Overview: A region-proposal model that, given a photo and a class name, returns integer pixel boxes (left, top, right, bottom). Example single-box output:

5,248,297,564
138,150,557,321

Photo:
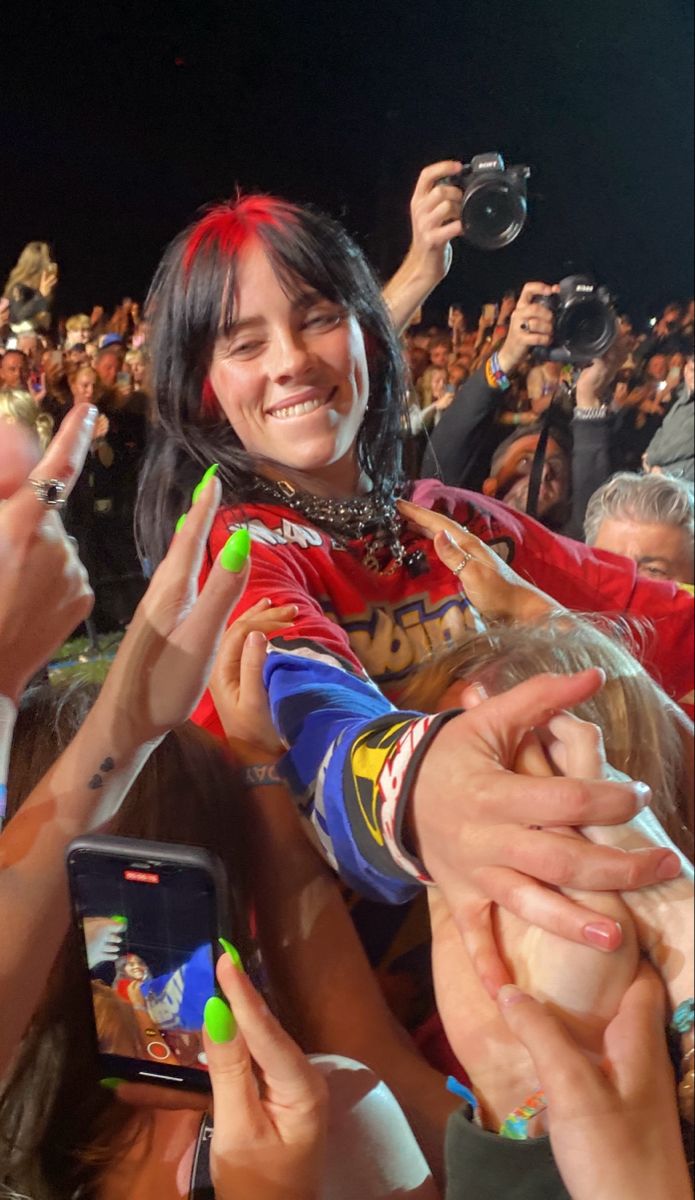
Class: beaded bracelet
499,1089,547,1139
485,350,512,392
670,998,695,1035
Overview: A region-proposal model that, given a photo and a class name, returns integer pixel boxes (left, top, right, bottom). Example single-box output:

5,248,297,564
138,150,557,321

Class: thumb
497,985,600,1107
238,629,270,716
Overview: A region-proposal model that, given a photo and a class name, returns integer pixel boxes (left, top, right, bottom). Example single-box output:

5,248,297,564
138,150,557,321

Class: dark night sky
2,0,693,325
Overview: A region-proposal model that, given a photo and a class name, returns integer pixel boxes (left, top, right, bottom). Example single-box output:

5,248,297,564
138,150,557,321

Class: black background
2,0,692,324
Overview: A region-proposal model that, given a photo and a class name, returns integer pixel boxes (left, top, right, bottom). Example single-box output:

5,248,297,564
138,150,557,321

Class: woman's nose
270,329,313,384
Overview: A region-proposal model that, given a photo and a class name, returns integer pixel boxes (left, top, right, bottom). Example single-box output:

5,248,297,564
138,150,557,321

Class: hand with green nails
93,463,252,753
204,942,327,1200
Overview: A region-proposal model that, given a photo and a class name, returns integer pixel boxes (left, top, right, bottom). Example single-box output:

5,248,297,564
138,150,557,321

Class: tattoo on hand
88,757,115,791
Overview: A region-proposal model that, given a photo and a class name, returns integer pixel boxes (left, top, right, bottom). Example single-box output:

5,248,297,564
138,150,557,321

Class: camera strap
524,408,553,521
524,391,571,521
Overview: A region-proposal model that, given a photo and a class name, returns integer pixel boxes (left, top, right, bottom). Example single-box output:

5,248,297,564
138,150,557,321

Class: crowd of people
0,161,693,1199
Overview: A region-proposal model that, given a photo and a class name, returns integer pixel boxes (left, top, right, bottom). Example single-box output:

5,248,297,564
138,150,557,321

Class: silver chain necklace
251,477,407,572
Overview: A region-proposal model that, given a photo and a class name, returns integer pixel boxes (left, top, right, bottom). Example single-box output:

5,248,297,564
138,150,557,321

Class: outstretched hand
210,598,298,758
410,668,681,994
397,498,554,623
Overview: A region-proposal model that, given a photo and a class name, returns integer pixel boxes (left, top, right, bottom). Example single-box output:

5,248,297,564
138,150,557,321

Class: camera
532,275,618,364
441,152,530,251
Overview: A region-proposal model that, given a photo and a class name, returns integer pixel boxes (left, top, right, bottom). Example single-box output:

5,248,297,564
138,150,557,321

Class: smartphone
116,371,131,387
482,303,498,325
66,835,230,1091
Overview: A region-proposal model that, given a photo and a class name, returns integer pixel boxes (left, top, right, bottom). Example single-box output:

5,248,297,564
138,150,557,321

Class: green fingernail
109,914,127,924
192,463,219,504
175,513,187,533
99,1076,125,1090
220,528,251,573
219,937,245,972
204,995,236,1043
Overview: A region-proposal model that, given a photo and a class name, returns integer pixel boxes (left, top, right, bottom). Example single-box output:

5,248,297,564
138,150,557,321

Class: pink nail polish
583,922,621,950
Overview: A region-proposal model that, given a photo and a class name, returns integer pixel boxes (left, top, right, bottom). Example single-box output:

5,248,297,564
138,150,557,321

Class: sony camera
441,152,530,251
532,275,618,364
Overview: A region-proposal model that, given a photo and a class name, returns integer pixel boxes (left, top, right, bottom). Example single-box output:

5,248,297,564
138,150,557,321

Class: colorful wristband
499,1089,547,1139
485,350,512,392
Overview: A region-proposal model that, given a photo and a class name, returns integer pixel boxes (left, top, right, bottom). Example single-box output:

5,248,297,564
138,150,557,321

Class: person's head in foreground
584,472,694,584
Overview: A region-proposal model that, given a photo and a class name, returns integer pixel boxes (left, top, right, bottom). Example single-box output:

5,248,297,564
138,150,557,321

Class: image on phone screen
69,843,221,1088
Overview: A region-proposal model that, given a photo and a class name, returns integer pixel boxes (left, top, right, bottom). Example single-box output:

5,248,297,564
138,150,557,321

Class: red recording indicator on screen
124,869,160,884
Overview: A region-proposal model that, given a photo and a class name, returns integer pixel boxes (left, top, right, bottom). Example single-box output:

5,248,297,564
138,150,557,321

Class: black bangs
137,194,409,569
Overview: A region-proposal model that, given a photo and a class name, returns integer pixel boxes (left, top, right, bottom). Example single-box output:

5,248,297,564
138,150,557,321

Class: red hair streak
201,376,219,418
182,196,289,273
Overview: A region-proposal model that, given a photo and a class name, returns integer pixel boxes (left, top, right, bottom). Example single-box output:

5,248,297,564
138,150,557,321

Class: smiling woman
208,244,369,491
136,188,693,984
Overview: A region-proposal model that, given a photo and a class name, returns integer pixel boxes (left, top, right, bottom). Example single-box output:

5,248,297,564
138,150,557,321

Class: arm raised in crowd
421,282,557,487
0,455,251,1073
382,161,464,336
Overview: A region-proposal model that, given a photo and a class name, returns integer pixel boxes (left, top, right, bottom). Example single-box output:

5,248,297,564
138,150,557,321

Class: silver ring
520,321,530,332
28,478,67,509
451,551,474,577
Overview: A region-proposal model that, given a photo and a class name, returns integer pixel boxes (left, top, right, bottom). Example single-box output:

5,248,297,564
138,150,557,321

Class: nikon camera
532,275,618,364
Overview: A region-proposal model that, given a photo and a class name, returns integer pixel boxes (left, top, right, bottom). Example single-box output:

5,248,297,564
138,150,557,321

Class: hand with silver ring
0,405,97,703
496,282,559,376
452,550,474,576
27,478,67,509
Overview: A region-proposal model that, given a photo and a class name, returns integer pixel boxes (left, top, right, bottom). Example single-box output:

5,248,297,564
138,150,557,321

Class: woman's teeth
271,397,325,420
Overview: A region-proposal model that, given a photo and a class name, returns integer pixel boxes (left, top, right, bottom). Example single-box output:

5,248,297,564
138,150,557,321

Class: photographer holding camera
420,282,559,495
421,280,627,535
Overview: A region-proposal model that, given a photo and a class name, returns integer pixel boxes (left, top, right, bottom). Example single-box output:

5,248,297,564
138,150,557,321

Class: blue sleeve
141,943,214,1030
263,639,456,904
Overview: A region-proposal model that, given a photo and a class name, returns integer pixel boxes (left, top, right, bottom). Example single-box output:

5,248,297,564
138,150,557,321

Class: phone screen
68,840,222,1090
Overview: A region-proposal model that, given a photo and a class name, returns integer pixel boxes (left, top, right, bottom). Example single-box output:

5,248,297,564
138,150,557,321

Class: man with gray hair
584,471,694,584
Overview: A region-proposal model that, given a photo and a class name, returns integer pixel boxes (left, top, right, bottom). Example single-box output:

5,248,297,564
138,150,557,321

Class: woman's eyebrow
223,291,331,335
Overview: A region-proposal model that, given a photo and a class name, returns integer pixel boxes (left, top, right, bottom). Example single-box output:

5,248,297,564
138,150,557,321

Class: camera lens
462,179,527,250
557,299,617,360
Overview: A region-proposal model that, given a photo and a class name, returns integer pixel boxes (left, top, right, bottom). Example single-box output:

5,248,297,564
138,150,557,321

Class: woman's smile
209,240,369,493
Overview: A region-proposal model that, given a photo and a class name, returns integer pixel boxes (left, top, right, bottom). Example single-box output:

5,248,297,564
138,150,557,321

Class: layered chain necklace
251,477,420,574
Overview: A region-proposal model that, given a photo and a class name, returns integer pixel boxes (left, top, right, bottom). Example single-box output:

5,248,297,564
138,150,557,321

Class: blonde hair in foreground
403,612,692,854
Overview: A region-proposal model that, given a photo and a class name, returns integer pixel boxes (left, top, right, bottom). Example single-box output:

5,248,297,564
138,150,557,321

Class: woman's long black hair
136,195,409,568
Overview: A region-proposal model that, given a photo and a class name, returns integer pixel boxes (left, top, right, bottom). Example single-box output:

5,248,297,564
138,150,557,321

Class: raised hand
94,479,251,754
0,403,96,702
497,281,559,376
382,160,465,334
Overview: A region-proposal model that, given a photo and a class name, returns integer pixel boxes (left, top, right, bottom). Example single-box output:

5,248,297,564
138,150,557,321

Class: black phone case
66,834,230,1092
